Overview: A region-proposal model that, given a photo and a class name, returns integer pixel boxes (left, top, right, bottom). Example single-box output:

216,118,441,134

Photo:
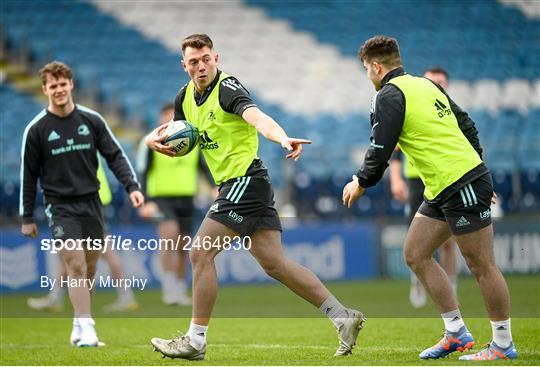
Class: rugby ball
163,120,199,157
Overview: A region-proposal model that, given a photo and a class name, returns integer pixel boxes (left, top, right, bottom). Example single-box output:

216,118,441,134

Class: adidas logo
451,316,461,322
456,216,470,227
48,130,60,141
199,131,219,150
496,326,507,330
200,131,213,143
434,98,452,118
221,78,242,91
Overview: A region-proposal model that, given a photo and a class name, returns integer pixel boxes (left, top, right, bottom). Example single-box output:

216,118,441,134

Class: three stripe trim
226,176,251,204
459,184,478,207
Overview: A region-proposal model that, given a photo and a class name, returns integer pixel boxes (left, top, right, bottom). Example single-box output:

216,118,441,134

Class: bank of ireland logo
78,124,90,136
53,225,64,238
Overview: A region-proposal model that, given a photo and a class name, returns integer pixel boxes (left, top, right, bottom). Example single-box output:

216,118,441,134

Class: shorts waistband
220,159,267,188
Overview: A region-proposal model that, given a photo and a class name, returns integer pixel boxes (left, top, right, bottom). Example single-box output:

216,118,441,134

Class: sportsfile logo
199,130,219,150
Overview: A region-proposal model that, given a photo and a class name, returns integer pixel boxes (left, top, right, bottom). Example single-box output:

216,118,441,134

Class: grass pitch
1,276,539,365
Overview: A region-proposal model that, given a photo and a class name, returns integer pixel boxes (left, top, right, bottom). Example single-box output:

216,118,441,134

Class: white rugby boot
334,308,367,356
76,318,103,347
70,319,82,346
151,334,205,360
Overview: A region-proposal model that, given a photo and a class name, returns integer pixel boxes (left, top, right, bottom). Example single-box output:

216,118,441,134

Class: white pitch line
3,342,412,352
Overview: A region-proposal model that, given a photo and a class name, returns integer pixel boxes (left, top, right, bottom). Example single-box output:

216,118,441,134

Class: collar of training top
381,67,406,87
193,70,222,105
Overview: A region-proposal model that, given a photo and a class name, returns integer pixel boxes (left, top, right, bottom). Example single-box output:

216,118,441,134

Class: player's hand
138,201,159,219
281,137,312,161
390,176,408,202
342,175,365,208
129,190,145,208
145,123,176,157
21,223,38,238
491,192,498,204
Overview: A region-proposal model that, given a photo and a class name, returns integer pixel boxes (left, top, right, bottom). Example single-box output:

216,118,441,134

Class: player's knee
86,264,97,279
259,259,285,280
189,249,211,267
463,255,493,278
403,248,419,269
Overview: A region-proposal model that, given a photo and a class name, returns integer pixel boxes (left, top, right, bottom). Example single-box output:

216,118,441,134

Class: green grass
1,275,539,365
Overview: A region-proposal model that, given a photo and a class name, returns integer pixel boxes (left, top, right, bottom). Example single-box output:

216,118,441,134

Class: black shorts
207,159,282,237
44,196,104,241
418,173,493,235
406,178,425,224
153,197,195,235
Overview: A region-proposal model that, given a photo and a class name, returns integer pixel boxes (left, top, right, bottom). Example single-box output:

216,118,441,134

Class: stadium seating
1,0,539,219
246,0,540,81
0,85,43,219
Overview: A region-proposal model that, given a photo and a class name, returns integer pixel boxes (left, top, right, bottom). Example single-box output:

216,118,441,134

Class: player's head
423,67,449,91
39,61,74,108
181,34,219,93
359,36,402,91
159,102,174,125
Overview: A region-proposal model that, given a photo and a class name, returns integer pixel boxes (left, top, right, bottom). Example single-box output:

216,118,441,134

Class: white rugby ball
163,120,199,157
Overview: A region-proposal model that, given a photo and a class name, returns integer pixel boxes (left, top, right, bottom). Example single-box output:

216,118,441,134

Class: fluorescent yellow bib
182,72,258,185
146,149,199,197
389,75,482,199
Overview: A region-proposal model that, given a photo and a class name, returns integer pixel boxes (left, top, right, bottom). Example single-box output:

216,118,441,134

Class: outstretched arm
242,107,311,161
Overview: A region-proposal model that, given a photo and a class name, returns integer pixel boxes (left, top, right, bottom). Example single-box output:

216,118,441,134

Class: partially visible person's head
159,102,174,125
181,34,219,93
359,36,402,91
39,61,74,108
423,67,449,91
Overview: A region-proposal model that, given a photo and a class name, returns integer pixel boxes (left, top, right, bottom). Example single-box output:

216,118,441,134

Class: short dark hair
39,61,73,85
359,35,401,68
424,67,449,80
160,102,174,113
181,34,213,53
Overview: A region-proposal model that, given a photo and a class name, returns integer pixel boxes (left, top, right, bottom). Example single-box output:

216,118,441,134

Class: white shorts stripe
463,185,473,207
468,184,478,205
229,177,247,203
234,176,251,204
226,178,241,200
459,189,468,207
